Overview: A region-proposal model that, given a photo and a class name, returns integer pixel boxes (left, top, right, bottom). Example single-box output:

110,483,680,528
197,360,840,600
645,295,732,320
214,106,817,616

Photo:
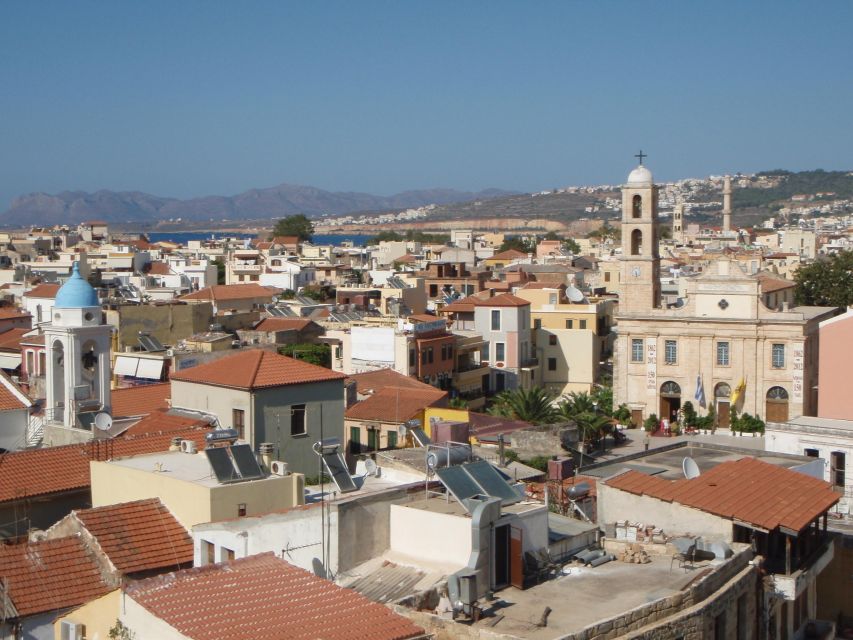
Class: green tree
563,238,581,254
556,391,595,421
613,403,632,425
109,621,136,640
488,387,558,424
212,258,226,285
272,214,314,242
794,250,853,307
575,411,612,445
449,396,468,409
278,343,331,368
499,236,536,253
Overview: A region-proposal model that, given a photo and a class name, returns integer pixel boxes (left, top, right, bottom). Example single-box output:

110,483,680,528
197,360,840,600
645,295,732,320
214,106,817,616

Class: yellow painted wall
53,590,120,640
90,460,304,530
423,407,469,438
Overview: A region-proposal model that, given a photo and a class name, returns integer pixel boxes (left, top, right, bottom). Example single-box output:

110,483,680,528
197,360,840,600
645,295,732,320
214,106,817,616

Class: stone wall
510,424,577,457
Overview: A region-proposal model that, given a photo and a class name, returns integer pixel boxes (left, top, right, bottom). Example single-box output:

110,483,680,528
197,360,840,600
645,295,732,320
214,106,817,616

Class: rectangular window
631,339,644,363
481,344,489,362
548,357,557,371
429,284,438,297
428,347,434,364
664,340,677,365
387,430,397,449
238,503,247,517
491,309,501,331
772,343,785,368
716,342,730,366
804,448,819,458
232,409,245,440
831,451,846,489
533,318,542,329
565,319,573,329
222,547,235,562
350,426,361,455
495,342,505,361
579,319,587,330
202,540,215,565
604,271,611,282
548,293,558,305
549,335,557,346
421,349,427,365
291,404,306,436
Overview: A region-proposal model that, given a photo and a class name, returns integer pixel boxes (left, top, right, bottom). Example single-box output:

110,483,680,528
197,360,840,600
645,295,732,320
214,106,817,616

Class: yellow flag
730,377,746,406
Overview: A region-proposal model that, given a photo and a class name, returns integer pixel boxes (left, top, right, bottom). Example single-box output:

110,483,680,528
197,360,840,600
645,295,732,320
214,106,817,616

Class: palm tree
448,396,468,409
556,391,595,421
487,387,558,425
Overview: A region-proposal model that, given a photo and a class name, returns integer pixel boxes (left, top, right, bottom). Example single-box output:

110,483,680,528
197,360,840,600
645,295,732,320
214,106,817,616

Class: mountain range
1,184,517,227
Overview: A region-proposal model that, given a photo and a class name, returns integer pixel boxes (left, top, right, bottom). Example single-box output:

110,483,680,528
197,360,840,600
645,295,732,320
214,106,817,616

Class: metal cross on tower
634,150,646,165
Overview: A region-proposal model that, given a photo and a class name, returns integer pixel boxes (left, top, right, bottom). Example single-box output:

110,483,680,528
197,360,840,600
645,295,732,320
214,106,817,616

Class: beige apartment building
613,163,838,427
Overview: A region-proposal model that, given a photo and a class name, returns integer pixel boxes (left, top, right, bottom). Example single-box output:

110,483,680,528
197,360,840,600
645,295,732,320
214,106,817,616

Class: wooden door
510,526,524,589
631,409,643,428
766,401,789,423
717,402,730,428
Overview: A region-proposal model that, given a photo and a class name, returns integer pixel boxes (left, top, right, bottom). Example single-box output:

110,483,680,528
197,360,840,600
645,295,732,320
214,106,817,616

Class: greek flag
694,375,706,407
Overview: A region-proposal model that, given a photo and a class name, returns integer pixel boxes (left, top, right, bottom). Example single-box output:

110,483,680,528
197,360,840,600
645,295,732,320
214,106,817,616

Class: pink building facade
817,307,853,420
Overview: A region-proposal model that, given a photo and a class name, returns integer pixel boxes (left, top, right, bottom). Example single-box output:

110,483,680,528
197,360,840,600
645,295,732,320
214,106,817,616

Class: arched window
632,194,642,218
631,229,642,255
660,381,681,396
766,386,789,422
714,382,731,399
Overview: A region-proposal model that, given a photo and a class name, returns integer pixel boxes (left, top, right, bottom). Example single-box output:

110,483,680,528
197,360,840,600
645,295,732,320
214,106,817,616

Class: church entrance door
659,381,681,426
717,401,730,428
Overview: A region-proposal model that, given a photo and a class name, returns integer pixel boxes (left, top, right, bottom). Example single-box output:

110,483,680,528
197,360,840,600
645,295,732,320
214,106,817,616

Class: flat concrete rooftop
472,554,723,639
402,495,544,518
106,449,277,488
584,442,811,481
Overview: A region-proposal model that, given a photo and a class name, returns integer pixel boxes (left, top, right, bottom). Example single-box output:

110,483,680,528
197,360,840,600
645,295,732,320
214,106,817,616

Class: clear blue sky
1,1,852,208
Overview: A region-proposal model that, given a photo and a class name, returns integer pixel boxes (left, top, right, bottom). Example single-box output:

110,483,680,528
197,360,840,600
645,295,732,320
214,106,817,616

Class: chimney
258,442,275,471
722,175,733,234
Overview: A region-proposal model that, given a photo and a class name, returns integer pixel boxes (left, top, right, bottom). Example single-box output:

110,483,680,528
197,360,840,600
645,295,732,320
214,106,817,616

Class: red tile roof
0,536,112,617
468,412,533,438
347,369,438,395
605,457,840,533
170,349,345,390
125,553,425,640
756,272,796,294
146,261,172,275
253,318,313,332
485,293,531,307
111,383,170,417
0,370,31,411
440,291,530,313
123,410,212,437
407,313,443,324
0,427,211,503
25,283,60,299
271,236,300,246
180,283,282,302
73,498,192,574
489,249,528,260
346,386,447,423
0,307,31,320
0,327,30,352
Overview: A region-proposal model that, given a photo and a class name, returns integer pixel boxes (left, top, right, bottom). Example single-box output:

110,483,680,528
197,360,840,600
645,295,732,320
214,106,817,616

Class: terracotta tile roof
407,313,444,324
346,386,447,423
253,318,313,332
124,553,425,640
394,253,418,263
146,261,172,275
271,236,300,246
484,293,531,307
439,290,497,314
73,499,192,574
180,283,282,302
0,536,112,617
25,283,60,299
123,410,212,437
489,249,528,260
0,427,211,503
0,307,31,320
468,412,533,438
0,370,31,411
520,282,565,290
347,369,438,395
755,272,796,293
605,457,840,533
0,328,29,352
170,349,345,390
19,334,45,346
256,241,273,250
111,383,170,417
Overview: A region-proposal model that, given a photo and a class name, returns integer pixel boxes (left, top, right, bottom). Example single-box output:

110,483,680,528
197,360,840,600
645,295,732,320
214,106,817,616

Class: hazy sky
1,1,852,208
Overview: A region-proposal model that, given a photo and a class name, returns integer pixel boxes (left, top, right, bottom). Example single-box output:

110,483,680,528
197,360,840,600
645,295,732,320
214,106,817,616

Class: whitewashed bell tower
44,262,112,429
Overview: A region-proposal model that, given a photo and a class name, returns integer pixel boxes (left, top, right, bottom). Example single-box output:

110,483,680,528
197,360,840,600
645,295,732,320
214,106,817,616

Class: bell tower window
632,195,642,218
631,229,642,256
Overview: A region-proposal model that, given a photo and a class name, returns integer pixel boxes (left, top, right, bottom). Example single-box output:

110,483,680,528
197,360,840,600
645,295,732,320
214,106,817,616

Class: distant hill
0,184,517,227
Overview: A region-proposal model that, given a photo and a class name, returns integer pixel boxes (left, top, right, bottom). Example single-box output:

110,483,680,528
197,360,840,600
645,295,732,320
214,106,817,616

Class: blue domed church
43,262,112,437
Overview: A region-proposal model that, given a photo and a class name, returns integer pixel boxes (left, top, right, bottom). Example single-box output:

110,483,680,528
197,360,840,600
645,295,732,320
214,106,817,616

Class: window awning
0,353,21,370
114,356,140,376
136,359,165,380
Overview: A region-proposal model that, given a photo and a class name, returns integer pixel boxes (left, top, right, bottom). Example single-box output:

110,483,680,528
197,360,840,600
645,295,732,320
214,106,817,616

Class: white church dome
627,164,653,186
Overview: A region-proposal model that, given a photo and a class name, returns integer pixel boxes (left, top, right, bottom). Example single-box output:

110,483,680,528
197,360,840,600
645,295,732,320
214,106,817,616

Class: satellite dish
566,285,586,303
682,457,701,479
94,412,113,432
365,459,378,476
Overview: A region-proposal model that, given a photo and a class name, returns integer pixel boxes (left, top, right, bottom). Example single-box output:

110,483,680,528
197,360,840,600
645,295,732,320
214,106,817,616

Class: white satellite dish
682,457,701,479
566,285,586,303
365,459,378,476
94,412,113,432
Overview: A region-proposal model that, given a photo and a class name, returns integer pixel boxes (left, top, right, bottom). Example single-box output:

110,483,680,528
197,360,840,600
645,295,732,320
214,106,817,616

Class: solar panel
464,460,520,505
410,428,431,447
436,465,482,503
230,444,264,480
205,447,240,483
138,334,165,352
321,452,358,493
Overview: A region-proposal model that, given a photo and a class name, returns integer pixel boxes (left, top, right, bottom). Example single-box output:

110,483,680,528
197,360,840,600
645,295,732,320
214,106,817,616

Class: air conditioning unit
180,440,197,454
270,460,289,476
60,621,85,640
